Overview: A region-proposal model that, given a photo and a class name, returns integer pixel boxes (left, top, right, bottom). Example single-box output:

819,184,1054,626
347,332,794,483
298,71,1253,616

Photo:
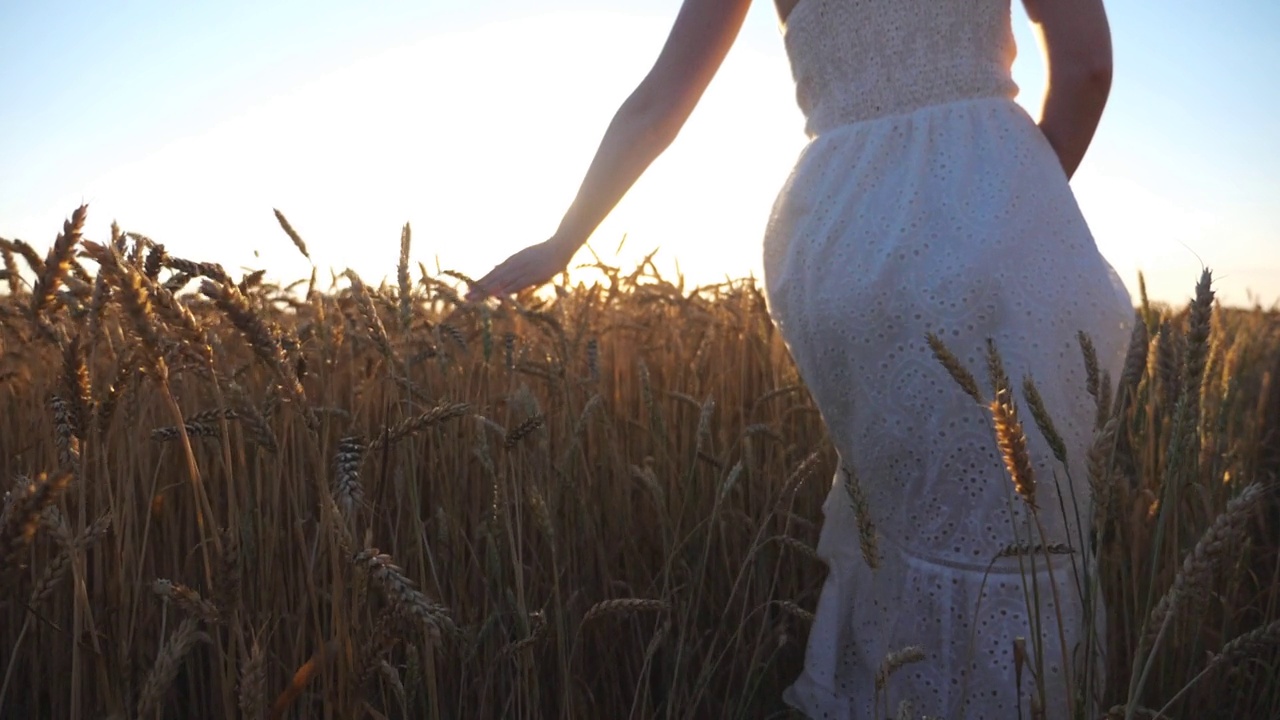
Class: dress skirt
762,96,1133,719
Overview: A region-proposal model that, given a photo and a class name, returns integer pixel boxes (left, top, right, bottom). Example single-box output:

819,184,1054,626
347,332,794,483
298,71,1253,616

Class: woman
467,1,1132,717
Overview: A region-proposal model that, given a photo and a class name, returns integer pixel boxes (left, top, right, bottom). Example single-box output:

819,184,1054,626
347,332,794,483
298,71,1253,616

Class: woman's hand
465,237,579,300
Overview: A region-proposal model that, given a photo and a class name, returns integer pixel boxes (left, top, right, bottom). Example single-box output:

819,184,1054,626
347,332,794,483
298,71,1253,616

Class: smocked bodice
783,0,1019,136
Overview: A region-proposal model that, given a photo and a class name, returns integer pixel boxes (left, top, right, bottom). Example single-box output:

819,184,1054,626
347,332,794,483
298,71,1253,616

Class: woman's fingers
465,253,520,300
465,271,502,300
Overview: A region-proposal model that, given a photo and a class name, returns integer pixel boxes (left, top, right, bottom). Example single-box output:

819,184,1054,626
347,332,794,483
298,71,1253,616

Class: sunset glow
2,2,1276,306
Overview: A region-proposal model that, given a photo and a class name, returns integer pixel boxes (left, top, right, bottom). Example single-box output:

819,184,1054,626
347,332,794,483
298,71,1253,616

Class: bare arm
1024,0,1113,179
551,0,752,251
468,0,752,298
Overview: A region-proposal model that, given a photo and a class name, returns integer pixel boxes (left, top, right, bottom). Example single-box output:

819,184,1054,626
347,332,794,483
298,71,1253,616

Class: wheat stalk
1208,620,1280,669
142,242,165,280
990,388,1037,509
369,401,470,450
1022,375,1068,466
398,222,412,330
357,610,410,687
500,610,548,656
504,415,545,449
927,332,983,403
152,579,221,624
1079,330,1101,403
995,542,1074,559
234,402,278,453
31,204,86,325
273,208,311,262
1113,313,1149,419
773,600,815,624
150,408,237,442
1155,319,1182,410
875,645,927,691
841,464,881,569
352,548,456,641
0,239,21,294
82,241,166,376
200,280,285,371
28,545,73,607
1142,483,1264,653
773,535,823,563
781,449,823,496
238,637,267,720
60,335,92,440
51,395,81,475
8,237,44,277
582,598,670,624
159,255,230,282
2,470,73,576
333,436,367,518
986,338,1011,398
1183,268,1215,424
1156,620,1280,718
214,526,241,614
136,616,209,718
344,270,397,365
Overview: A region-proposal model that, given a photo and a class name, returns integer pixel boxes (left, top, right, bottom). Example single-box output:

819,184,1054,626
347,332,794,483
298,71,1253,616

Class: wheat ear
136,617,209,718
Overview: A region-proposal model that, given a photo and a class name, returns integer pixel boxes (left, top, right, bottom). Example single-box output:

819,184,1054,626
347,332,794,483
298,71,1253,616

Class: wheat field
1,207,1278,719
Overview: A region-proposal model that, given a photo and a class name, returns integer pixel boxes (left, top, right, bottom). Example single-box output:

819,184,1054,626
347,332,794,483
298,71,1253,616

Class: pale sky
2,1,1277,306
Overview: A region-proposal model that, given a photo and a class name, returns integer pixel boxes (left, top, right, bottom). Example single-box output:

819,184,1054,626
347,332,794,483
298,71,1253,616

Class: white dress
761,1,1133,718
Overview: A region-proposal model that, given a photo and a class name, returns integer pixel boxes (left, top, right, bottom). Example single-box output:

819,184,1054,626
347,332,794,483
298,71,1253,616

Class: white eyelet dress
762,1,1134,718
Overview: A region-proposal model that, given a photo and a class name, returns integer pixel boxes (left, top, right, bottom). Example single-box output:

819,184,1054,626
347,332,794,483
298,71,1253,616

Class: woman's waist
823,522,1085,577
820,483,1084,576
804,92,1025,139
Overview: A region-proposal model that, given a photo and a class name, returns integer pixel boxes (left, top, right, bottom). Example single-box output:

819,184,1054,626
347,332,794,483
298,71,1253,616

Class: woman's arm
467,0,752,298
1024,0,1113,180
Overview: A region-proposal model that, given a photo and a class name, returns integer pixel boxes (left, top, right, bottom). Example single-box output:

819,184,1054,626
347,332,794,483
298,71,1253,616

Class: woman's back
782,0,1020,136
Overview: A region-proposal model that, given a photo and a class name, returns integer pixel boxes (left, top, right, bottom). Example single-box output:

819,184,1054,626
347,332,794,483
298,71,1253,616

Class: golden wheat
0,209,1276,718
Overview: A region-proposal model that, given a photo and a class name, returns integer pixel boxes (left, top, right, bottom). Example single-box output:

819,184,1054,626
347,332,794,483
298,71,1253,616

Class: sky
1,0,1277,307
